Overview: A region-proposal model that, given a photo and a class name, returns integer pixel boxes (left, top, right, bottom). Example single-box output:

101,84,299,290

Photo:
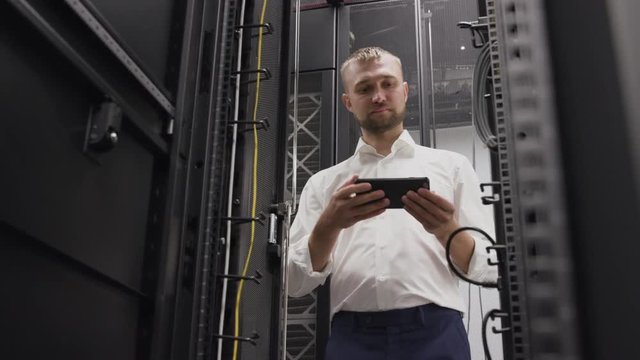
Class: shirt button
378,275,387,281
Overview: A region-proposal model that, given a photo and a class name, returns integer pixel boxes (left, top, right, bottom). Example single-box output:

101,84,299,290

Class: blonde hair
339,46,403,84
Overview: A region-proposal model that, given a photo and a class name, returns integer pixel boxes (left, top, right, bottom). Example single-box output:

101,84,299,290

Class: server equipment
2,1,639,360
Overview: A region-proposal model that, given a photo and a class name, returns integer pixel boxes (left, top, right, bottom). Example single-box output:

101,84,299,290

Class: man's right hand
308,175,389,271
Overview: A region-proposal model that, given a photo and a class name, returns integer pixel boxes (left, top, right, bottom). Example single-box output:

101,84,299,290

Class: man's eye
358,86,370,93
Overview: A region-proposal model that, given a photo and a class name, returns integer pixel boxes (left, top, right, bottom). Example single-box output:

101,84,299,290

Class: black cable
466,284,471,332
481,309,510,360
479,286,485,360
445,226,499,288
446,226,500,357
481,310,496,360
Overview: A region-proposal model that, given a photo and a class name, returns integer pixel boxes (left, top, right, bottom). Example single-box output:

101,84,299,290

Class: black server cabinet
0,1,180,358
0,0,289,359
484,0,640,359
543,1,640,359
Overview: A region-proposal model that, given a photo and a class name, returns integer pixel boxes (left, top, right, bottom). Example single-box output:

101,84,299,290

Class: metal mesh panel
285,85,323,359
230,0,289,358
198,1,237,359
286,92,322,203
286,293,318,360
286,322,317,360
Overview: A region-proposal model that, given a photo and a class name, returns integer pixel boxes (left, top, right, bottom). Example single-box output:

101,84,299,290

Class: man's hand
401,188,475,273
317,175,390,232
309,175,389,271
401,188,458,242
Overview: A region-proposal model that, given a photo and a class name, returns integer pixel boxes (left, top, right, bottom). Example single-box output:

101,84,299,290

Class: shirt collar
354,130,416,157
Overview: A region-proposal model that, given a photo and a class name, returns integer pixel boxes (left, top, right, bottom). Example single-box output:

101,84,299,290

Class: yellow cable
232,0,267,359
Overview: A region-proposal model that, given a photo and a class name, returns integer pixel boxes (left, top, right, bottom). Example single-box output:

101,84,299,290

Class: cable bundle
472,42,498,150
232,1,269,359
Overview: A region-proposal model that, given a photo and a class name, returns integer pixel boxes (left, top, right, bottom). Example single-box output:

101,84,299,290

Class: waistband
332,303,461,328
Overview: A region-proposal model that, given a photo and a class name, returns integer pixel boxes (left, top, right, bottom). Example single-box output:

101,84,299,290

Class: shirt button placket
377,216,391,309
374,155,388,309
374,222,384,308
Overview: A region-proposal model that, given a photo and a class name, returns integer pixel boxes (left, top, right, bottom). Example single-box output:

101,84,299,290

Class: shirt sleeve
454,156,499,283
287,177,333,298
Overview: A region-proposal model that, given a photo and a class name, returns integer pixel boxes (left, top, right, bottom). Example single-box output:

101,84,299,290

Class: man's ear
341,93,352,112
403,81,409,103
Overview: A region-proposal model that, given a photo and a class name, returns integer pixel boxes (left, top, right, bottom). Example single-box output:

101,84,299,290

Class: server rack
483,0,640,359
1,1,292,359
4,1,639,359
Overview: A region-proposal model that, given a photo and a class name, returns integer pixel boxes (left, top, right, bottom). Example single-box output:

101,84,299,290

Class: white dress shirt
287,130,498,318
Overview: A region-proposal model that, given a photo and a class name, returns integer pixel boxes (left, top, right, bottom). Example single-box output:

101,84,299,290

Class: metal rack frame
486,0,581,358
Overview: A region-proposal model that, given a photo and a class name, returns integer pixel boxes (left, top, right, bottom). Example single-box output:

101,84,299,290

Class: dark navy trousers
325,303,471,360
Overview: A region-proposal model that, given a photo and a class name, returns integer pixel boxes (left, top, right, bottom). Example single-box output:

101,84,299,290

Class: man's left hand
401,188,459,244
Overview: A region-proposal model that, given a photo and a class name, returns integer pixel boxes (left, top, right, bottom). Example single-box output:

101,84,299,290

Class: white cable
414,0,426,145
280,202,292,360
292,0,301,212
217,0,247,358
427,10,437,148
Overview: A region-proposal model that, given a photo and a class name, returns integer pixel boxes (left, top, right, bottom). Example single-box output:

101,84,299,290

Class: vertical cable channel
426,9,437,148
232,0,268,358
292,0,301,212
414,0,426,145
217,0,247,358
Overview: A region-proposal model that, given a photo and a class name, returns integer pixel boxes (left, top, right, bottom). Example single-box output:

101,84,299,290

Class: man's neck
361,126,404,156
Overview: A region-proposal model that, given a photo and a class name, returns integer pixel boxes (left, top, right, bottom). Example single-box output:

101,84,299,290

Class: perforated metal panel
487,0,580,359
227,0,292,359
484,1,530,358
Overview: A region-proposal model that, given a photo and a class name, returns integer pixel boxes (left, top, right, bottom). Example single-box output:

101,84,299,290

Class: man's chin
366,112,392,123
360,119,402,134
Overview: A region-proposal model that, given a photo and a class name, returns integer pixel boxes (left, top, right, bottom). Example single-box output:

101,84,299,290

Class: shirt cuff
465,236,498,283
290,235,334,279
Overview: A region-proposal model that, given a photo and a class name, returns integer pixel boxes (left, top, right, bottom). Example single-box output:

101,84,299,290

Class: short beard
357,107,406,134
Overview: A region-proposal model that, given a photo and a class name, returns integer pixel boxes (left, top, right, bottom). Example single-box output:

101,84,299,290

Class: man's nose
372,88,386,103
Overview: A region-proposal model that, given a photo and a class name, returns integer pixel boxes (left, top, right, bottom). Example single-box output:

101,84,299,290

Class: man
287,47,497,360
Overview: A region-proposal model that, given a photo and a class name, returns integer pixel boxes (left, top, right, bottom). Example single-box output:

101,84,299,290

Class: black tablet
354,177,430,208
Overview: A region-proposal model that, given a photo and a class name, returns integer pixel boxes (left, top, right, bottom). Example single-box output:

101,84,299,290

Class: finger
338,175,359,190
404,204,437,230
335,182,374,199
402,195,438,228
350,189,386,207
406,190,451,222
417,188,455,213
353,204,387,223
352,197,390,217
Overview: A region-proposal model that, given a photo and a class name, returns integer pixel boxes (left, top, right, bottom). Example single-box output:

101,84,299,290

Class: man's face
341,54,409,134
